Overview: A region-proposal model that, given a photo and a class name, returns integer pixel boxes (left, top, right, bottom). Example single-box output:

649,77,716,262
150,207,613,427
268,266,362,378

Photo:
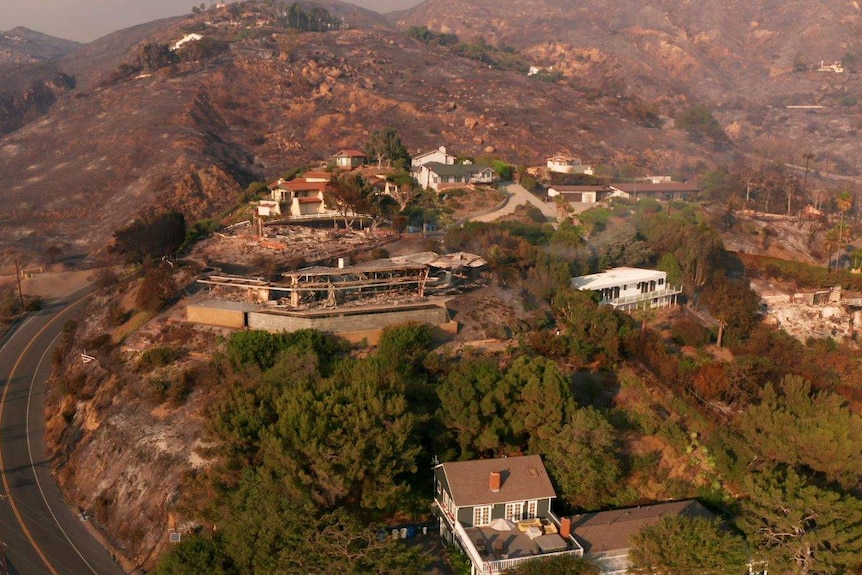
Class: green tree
173,470,430,575
328,173,371,229
676,104,728,147
152,532,235,575
364,128,410,169
436,358,511,458
540,407,621,510
736,375,862,487
739,466,862,575
261,357,422,511
656,252,683,286
504,356,574,450
138,42,178,71
629,515,748,575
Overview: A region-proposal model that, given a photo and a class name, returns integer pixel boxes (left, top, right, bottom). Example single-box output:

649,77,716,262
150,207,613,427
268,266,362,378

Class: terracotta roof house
572,267,681,311
434,455,583,575
569,500,713,574
257,178,331,218
332,149,367,169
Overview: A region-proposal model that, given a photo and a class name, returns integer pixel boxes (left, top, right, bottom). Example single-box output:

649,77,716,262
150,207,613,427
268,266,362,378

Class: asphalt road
0,288,125,575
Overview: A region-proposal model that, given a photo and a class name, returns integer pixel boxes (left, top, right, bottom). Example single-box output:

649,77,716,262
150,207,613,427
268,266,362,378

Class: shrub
670,316,711,347
138,347,177,372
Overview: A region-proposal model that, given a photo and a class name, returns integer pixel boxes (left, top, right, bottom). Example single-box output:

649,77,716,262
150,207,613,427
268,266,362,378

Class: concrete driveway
468,182,558,223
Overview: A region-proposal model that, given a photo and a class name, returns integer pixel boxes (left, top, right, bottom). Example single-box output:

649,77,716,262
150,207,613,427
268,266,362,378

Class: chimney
560,517,571,539
489,471,501,492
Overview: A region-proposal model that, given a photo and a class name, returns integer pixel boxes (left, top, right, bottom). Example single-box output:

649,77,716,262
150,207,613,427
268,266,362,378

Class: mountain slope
0,1,713,261
0,26,81,65
396,0,862,173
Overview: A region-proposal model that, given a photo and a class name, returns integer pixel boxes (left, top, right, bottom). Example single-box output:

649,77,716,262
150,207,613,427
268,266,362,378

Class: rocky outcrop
0,72,76,136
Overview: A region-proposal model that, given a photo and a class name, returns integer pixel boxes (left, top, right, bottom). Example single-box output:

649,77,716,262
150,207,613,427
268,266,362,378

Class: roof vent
489,471,501,492
528,467,539,477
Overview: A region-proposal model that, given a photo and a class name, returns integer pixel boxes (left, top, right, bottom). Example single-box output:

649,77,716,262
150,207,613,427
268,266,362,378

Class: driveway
468,182,558,223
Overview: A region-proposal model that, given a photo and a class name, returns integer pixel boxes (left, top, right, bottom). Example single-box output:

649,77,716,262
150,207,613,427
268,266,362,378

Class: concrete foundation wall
186,306,247,329
247,306,451,334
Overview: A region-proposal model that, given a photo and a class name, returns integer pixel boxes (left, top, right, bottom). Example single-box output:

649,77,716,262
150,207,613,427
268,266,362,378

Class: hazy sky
0,0,419,42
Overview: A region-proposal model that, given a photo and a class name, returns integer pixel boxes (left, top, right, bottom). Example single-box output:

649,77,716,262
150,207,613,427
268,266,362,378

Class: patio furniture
535,533,568,553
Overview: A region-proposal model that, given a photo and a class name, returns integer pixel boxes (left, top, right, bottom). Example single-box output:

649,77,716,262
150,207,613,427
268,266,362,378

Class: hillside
0,26,80,65
0,1,714,263
396,0,862,175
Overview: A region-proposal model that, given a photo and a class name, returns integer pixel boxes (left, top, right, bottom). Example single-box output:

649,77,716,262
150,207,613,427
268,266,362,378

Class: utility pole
13,255,24,310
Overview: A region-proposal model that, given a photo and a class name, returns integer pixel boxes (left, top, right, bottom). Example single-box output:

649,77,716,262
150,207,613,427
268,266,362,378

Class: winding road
0,287,125,575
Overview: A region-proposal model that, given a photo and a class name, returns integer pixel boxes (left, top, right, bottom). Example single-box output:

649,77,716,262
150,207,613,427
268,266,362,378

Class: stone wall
248,304,451,335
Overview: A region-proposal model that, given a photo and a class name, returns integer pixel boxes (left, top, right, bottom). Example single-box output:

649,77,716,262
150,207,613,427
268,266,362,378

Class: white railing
601,286,682,307
453,520,490,572
452,513,583,575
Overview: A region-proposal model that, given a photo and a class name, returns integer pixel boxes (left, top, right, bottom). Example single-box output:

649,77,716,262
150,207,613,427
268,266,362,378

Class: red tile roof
282,179,327,192
334,149,367,157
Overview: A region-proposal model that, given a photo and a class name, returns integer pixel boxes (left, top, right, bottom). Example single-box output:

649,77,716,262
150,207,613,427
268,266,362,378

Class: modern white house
412,146,457,169
572,267,681,310
547,155,594,175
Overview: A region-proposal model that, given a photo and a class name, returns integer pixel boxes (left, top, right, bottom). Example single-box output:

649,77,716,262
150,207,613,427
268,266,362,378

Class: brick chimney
560,517,571,539
489,471,501,492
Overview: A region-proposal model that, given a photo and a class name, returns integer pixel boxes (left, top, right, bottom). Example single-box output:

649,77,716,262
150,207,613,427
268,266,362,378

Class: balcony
600,286,682,310
450,512,584,575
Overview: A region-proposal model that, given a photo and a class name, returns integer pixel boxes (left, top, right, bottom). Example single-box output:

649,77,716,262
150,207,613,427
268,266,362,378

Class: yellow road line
0,294,92,575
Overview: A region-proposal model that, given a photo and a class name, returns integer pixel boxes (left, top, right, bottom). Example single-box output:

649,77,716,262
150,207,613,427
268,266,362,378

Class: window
505,502,524,522
658,278,665,286
473,506,491,526
436,479,442,494
525,500,538,519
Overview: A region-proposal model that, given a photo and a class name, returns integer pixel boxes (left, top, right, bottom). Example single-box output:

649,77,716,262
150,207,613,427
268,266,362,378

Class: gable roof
423,161,494,178
281,179,327,193
333,149,367,158
414,146,454,160
440,455,556,507
569,500,713,555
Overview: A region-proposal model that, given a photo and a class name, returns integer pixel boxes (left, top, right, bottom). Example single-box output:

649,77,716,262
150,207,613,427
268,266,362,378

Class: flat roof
573,267,665,290
610,182,699,193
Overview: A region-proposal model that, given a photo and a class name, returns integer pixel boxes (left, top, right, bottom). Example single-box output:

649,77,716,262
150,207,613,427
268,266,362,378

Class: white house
172,33,203,51
547,155,594,175
412,146,457,169
418,162,498,191
572,267,681,310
